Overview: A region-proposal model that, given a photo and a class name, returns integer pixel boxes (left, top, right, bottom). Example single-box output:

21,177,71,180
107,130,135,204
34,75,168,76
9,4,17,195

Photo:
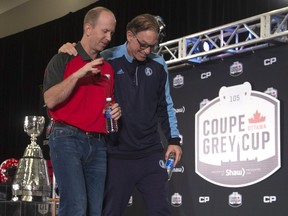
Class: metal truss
157,7,288,66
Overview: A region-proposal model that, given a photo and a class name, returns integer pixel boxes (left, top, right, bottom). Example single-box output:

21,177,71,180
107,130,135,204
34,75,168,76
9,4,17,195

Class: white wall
0,0,99,38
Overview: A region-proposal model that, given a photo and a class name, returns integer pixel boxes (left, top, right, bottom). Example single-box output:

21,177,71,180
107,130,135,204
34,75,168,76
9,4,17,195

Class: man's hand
165,145,182,167
73,57,104,79
110,103,121,121
59,42,78,56
44,57,104,109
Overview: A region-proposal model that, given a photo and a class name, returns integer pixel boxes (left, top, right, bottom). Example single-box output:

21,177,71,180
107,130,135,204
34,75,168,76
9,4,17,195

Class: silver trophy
12,116,51,202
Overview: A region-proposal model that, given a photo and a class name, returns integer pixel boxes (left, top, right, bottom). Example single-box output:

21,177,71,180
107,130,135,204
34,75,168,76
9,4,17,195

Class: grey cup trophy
12,116,51,202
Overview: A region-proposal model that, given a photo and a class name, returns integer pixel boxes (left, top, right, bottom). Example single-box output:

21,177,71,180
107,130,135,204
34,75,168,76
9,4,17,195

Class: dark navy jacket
101,43,181,159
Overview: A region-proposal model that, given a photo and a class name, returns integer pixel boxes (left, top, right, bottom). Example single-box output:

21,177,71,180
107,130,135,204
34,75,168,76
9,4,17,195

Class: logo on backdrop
174,106,185,113
199,196,210,203
201,71,212,79
229,61,243,77
179,134,183,145
195,82,281,187
264,57,277,66
228,192,242,207
173,74,184,88
171,193,182,207
263,195,277,203
265,87,278,98
200,99,210,109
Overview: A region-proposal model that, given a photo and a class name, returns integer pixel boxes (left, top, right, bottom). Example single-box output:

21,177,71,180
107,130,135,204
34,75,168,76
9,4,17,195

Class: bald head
81,7,116,58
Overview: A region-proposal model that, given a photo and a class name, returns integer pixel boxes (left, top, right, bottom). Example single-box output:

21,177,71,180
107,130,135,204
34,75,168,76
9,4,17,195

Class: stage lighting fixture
153,15,167,53
154,15,166,43
197,41,211,52
186,38,212,54
186,39,212,63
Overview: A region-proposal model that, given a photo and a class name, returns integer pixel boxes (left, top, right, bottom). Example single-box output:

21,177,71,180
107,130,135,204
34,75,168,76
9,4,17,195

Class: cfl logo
263,196,277,203
201,72,211,79
199,196,210,203
264,57,277,66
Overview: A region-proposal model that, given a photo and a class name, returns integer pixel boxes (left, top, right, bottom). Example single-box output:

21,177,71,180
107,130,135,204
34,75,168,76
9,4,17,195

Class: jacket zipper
135,66,138,86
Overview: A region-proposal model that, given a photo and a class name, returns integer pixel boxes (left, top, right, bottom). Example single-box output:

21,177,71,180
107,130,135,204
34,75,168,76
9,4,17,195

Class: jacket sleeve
156,57,182,146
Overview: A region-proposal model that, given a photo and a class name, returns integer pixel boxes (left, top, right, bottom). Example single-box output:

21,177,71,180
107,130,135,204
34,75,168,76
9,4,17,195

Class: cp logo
201,72,211,79
199,196,210,203
263,196,276,203
264,57,277,66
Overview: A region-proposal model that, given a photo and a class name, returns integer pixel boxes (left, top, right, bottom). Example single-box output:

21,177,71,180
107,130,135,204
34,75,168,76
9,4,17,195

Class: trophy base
0,200,53,216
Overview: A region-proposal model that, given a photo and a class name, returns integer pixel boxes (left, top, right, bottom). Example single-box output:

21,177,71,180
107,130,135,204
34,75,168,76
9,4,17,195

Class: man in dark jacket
59,13,182,216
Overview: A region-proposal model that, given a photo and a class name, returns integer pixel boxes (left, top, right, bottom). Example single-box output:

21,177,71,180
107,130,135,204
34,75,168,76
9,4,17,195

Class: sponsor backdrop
124,44,288,216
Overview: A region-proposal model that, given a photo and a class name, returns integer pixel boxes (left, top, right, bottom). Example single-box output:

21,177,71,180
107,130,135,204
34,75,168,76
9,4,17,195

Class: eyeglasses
134,35,157,50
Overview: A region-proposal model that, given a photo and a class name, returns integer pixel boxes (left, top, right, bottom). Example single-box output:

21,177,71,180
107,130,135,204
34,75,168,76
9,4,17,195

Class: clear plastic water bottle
105,97,118,133
166,152,176,181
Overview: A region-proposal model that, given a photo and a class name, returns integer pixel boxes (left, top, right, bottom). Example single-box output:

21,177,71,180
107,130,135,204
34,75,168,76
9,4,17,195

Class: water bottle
166,152,176,181
105,97,118,133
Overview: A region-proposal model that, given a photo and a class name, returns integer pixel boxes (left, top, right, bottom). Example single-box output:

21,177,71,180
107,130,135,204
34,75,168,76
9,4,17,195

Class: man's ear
127,30,134,43
84,23,92,37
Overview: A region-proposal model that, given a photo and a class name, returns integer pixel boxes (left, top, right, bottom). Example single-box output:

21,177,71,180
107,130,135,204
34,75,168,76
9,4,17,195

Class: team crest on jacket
145,67,153,76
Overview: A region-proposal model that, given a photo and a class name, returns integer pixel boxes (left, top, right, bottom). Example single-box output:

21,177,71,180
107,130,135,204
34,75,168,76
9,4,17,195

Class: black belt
53,122,105,138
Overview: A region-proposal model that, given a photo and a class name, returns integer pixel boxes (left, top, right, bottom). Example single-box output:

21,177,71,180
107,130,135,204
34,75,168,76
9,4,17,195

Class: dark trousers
102,152,170,216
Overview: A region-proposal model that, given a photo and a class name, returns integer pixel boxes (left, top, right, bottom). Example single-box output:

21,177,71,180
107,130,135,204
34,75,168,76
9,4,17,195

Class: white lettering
199,196,210,203
201,72,211,79
264,57,277,66
263,196,276,203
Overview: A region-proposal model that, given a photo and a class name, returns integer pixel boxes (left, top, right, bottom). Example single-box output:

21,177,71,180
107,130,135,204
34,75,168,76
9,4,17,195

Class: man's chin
99,44,108,51
136,55,147,62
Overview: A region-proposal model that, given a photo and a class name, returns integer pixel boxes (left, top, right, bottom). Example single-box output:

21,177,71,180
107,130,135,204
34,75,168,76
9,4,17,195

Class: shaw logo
174,106,185,113
226,168,245,176
173,166,185,173
179,134,183,145
195,82,281,187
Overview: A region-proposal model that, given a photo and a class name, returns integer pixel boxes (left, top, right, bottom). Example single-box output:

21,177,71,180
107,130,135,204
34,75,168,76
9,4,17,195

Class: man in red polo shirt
43,7,121,216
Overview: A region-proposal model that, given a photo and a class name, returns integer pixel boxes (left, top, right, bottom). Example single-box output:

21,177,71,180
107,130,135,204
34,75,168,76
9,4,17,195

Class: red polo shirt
43,43,114,133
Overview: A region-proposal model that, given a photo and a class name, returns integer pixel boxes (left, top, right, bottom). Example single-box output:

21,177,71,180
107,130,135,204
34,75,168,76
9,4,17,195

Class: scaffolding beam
157,7,288,66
